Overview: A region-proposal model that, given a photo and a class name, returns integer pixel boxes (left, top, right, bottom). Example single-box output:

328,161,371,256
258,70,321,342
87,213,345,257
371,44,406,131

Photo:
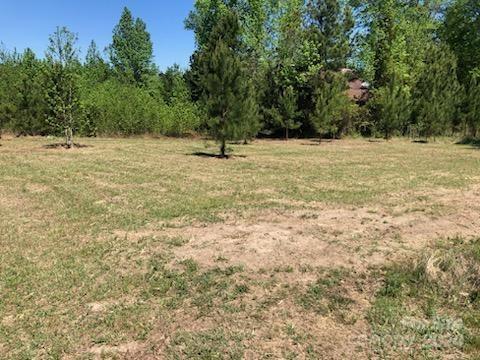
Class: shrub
80,80,200,136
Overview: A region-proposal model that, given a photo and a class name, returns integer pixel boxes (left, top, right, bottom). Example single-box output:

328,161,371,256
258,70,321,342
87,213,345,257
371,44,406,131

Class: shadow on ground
456,137,480,149
189,151,247,159
43,143,91,149
301,139,335,146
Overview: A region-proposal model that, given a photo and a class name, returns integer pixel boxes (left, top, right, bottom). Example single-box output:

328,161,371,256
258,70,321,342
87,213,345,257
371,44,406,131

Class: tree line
0,0,479,154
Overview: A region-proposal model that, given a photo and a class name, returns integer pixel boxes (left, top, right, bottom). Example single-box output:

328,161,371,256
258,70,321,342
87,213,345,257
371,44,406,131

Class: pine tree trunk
220,139,226,158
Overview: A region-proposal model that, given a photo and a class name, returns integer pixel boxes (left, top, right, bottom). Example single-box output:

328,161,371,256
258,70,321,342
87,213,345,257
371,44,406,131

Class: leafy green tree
197,10,260,157
312,71,351,139
413,44,461,139
109,7,154,84
186,0,277,57
44,26,80,148
355,0,441,89
185,0,228,49
442,0,480,84
369,0,396,88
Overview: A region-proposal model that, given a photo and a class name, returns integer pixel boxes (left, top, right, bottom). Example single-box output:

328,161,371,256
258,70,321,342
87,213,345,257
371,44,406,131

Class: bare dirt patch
166,186,480,272
88,341,145,359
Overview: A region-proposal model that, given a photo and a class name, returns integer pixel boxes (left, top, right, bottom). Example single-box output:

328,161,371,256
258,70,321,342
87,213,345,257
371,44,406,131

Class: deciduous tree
44,26,80,148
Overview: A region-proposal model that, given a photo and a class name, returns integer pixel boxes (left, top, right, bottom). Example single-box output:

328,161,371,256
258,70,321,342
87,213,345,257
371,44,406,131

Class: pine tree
312,71,351,140
197,10,260,157
160,64,190,105
372,74,410,140
109,7,153,84
413,45,461,140
44,26,80,148
85,40,110,83
464,74,480,138
0,47,19,139
14,48,47,135
307,0,354,70
270,85,301,140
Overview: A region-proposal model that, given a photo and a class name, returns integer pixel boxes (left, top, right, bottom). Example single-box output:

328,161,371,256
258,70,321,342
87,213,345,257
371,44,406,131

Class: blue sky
0,1,196,70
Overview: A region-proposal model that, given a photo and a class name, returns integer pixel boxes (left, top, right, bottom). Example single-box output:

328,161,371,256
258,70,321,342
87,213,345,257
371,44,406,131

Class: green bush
80,80,200,136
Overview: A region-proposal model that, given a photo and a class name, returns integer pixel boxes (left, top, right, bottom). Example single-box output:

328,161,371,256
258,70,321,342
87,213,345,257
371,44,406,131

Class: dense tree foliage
0,1,479,143
413,45,461,139
312,71,351,139
464,76,480,138
442,0,480,84
109,7,154,84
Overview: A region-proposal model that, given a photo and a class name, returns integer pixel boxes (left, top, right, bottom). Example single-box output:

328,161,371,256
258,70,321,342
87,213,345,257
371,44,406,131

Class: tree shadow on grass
412,139,429,144
301,139,335,146
43,143,91,149
456,138,480,149
189,151,246,159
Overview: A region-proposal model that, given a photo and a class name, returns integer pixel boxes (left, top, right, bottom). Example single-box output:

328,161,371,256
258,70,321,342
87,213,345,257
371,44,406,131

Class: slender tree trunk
65,127,73,149
65,81,74,149
285,127,289,141
220,138,226,158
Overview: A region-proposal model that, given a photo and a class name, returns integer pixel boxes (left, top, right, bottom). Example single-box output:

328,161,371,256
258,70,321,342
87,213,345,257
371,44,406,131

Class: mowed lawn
1,136,479,359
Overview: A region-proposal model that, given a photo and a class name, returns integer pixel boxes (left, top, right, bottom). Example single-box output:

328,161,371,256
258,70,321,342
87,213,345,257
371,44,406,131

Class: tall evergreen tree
86,40,102,67
197,10,260,157
84,40,110,83
0,47,19,138
109,7,154,84
307,0,354,70
14,49,47,135
464,75,480,138
372,73,411,139
268,85,301,140
312,71,351,139
413,44,461,140
44,26,80,148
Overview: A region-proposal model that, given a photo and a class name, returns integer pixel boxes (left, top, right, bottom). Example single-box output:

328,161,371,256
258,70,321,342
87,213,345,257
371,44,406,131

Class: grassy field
1,136,479,359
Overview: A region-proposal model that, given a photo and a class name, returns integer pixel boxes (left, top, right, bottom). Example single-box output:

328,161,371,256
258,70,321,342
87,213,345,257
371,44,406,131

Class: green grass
0,136,479,358
369,238,480,359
